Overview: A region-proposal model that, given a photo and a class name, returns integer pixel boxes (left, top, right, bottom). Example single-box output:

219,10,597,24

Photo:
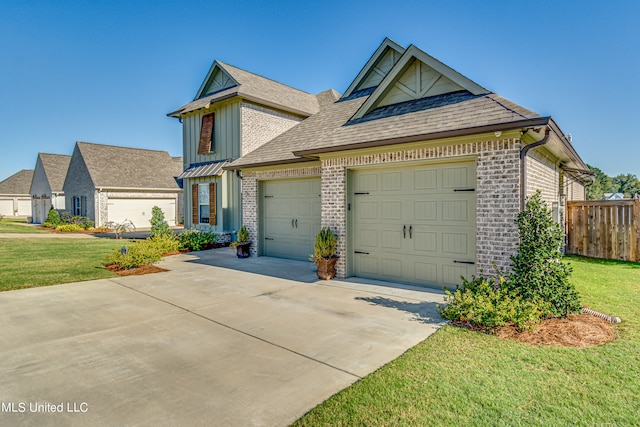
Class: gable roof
38,153,71,192
168,61,321,118
341,37,406,99
351,44,489,120
74,142,181,190
0,169,34,195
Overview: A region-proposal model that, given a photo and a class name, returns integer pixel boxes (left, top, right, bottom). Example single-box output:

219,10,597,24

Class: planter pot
236,242,251,258
315,256,338,280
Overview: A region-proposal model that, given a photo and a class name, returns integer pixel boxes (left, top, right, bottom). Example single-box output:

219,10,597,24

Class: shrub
178,229,218,251
236,226,250,244
310,227,338,262
149,206,173,239
441,274,550,331
105,219,135,239
45,208,61,226
509,191,581,317
103,239,162,270
59,211,73,224
42,221,55,228
150,235,181,254
71,215,94,229
55,224,82,232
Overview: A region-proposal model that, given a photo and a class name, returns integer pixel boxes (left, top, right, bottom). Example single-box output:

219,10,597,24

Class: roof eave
292,117,551,157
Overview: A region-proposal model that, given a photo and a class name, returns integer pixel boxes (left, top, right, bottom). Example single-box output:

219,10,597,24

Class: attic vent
197,113,215,154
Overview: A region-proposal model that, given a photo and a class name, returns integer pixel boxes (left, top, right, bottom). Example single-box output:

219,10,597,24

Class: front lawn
294,255,640,426
0,238,127,291
0,217,48,233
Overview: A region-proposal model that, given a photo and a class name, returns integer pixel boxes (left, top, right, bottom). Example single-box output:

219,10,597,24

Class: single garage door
262,178,321,261
108,198,176,228
352,161,476,288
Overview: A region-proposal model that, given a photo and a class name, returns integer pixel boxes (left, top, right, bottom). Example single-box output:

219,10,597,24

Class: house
602,193,626,200
0,169,34,218
29,153,71,223
168,60,339,237
222,38,592,288
63,142,183,228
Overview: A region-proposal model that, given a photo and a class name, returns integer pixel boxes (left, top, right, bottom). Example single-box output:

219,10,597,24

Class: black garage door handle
354,251,370,255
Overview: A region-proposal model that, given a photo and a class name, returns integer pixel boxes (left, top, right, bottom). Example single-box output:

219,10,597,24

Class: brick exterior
240,102,304,156
241,138,586,282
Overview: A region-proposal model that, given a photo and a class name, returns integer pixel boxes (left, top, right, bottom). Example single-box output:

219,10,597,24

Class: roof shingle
0,169,34,195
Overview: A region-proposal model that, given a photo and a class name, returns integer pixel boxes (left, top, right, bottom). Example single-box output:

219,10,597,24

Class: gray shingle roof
76,142,181,189
168,61,321,118
0,169,34,195
38,153,71,192
228,91,541,169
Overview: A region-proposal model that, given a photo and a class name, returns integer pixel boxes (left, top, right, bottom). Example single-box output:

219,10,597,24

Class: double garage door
261,178,321,261
107,198,176,228
352,161,476,287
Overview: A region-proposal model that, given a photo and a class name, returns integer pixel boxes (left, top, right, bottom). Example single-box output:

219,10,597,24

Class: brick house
223,38,592,288
168,60,339,237
63,142,183,228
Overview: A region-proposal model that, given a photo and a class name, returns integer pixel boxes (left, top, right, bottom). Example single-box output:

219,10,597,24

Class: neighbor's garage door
108,198,176,228
0,200,13,216
262,178,321,261
352,161,476,288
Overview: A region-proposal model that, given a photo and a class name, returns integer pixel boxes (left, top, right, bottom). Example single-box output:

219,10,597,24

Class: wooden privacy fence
566,200,640,261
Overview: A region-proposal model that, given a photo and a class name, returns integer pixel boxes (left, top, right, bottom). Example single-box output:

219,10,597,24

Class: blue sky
1,0,638,181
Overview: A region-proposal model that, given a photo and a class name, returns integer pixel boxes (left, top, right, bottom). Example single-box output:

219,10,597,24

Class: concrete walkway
0,250,445,426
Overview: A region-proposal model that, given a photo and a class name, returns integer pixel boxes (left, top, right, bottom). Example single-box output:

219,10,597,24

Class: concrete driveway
0,249,446,426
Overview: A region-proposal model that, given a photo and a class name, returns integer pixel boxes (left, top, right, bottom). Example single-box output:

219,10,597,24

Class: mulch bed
455,313,618,347
104,264,169,276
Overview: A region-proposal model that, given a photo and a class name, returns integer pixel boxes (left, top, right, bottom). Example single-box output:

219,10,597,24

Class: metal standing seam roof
177,160,230,179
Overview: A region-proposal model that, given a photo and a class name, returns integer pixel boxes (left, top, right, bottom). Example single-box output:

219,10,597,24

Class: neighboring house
224,38,592,288
602,193,626,200
29,153,71,223
0,169,33,218
63,142,183,228
168,60,339,235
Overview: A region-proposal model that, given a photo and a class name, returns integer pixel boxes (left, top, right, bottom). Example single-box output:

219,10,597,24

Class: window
191,183,216,225
72,196,86,216
198,184,210,224
197,113,214,154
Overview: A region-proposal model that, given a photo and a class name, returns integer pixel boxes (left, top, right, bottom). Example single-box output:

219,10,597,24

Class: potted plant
310,227,338,280
231,225,251,258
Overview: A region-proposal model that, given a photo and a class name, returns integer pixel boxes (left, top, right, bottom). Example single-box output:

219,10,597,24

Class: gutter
520,128,551,210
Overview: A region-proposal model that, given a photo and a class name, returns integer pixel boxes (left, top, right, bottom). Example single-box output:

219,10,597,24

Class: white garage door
0,200,13,216
352,161,476,288
17,199,32,217
262,178,321,261
107,198,176,228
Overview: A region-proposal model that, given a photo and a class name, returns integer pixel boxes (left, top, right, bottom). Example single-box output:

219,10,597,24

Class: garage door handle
453,188,475,192
403,225,406,238
454,260,475,265
355,251,370,255
409,225,413,239
265,237,274,240
295,219,298,228
291,219,294,228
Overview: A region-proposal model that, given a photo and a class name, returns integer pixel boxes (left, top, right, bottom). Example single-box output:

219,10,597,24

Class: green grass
0,238,127,290
0,217,48,233
294,255,640,426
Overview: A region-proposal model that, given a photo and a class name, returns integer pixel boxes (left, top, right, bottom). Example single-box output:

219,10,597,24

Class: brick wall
526,150,559,206
240,102,304,156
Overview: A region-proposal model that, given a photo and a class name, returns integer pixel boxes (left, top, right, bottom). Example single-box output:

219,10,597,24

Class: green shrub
103,239,162,269
310,227,338,262
42,221,55,228
149,235,181,253
509,191,581,317
149,206,173,239
55,224,83,232
45,208,61,226
236,226,250,244
178,229,218,251
441,274,550,331
59,211,73,224
70,215,94,229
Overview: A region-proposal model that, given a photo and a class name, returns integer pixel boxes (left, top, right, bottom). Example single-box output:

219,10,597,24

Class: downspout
520,128,551,210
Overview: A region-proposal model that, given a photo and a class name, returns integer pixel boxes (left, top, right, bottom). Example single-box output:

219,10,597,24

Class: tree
612,173,640,198
149,206,173,239
586,164,615,200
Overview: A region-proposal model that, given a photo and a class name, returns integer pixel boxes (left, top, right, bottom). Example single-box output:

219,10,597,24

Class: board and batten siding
182,100,241,167
182,172,241,232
